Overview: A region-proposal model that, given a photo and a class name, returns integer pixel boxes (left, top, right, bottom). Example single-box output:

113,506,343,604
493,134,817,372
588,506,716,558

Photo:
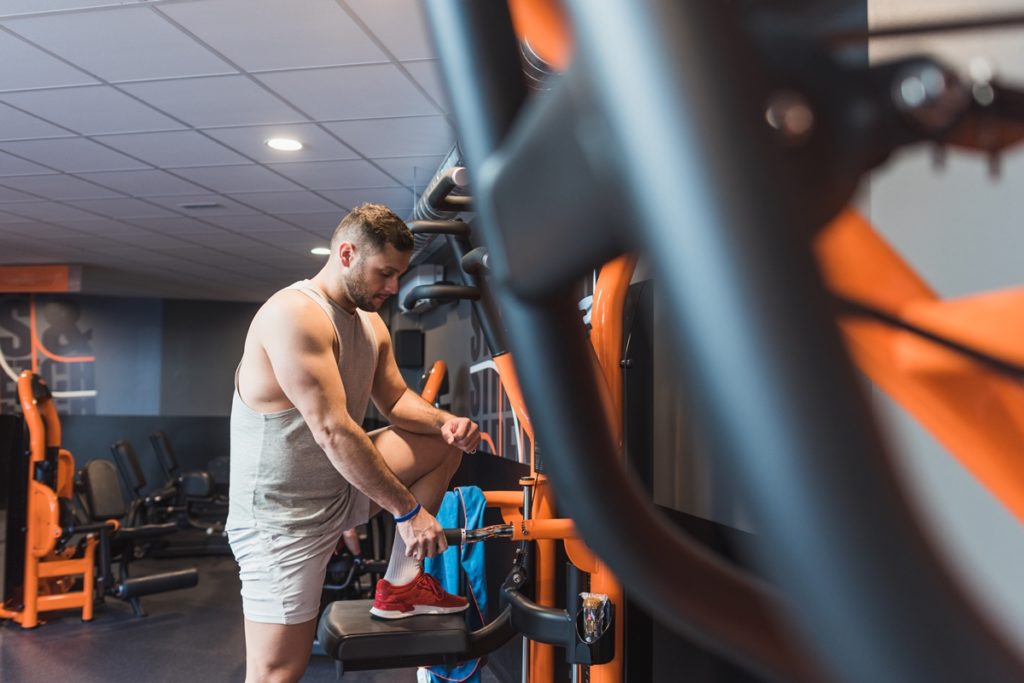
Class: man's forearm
319,425,416,517
386,388,453,435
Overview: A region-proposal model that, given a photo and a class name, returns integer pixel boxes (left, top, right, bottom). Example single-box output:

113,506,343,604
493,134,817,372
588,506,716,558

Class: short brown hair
331,203,414,253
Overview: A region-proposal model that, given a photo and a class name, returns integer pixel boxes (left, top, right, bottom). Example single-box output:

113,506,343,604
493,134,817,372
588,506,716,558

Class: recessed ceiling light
311,247,331,256
266,137,303,151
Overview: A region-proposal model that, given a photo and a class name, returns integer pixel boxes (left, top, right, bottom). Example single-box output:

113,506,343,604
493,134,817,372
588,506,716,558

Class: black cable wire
833,295,1024,380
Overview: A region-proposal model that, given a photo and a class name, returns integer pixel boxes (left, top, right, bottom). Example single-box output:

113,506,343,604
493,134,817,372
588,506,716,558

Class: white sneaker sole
369,603,469,620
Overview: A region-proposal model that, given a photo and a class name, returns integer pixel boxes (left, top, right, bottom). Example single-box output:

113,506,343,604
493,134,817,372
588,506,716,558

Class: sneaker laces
418,573,445,598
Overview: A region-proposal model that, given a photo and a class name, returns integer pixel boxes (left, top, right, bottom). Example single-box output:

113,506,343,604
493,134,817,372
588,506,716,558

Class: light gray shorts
227,494,371,625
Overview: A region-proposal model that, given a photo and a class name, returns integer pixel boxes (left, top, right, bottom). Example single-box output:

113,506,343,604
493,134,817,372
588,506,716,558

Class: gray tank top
227,280,379,537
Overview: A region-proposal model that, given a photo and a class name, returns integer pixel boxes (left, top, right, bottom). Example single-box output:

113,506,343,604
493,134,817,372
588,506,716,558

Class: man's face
345,243,411,312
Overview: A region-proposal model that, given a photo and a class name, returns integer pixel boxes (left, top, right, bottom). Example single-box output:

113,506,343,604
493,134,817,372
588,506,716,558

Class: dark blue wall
0,294,257,418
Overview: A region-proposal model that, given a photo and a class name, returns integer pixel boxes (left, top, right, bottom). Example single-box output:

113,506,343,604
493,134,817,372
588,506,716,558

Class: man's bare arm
369,316,480,452
261,294,417,518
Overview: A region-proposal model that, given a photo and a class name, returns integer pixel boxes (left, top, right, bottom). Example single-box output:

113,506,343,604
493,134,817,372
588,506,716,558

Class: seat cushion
317,599,468,665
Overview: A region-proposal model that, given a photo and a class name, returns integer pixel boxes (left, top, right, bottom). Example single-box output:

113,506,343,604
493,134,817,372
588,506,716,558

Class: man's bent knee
243,618,316,683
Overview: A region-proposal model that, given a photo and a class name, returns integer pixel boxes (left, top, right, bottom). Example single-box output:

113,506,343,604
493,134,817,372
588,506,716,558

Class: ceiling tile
371,155,446,187
77,169,207,197
0,151,56,176
93,131,248,168
347,0,434,61
172,165,301,194
97,244,164,259
0,31,98,91
1,201,100,221
324,116,453,159
266,159,398,190
128,216,224,234
55,219,141,235
0,209,32,222
64,197,177,219
182,230,263,248
257,64,439,120
0,2,129,18
226,190,341,214
0,174,122,200
201,213,298,233
272,213,341,233
0,185,40,201
0,222,79,238
3,7,236,82
0,102,71,140
145,193,258,215
319,187,415,213
402,60,450,112
0,138,148,172
202,123,358,163
230,242,297,257
121,76,306,128
103,231,191,249
1,85,185,135
158,0,386,71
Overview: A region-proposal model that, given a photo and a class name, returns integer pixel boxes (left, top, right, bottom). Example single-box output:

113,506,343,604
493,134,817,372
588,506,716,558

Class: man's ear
338,241,357,267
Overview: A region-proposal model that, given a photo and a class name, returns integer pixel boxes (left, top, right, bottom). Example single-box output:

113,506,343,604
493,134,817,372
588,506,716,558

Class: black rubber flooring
0,553,503,682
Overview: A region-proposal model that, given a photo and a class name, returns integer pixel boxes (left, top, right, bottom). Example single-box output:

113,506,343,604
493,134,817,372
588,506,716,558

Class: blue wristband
394,503,421,524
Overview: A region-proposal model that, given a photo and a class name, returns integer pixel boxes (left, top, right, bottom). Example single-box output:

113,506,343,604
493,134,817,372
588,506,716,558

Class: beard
346,263,383,311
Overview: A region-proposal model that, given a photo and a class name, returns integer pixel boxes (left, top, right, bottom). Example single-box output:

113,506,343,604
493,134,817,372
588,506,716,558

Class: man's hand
441,416,481,453
397,506,448,561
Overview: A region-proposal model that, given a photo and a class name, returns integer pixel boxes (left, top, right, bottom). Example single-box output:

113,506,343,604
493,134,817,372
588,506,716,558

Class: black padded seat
317,600,469,672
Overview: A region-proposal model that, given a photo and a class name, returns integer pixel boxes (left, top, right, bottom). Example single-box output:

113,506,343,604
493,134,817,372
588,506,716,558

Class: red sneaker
369,572,469,619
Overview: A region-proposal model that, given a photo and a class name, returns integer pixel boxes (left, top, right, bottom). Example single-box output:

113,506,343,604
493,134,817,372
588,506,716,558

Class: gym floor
0,552,504,682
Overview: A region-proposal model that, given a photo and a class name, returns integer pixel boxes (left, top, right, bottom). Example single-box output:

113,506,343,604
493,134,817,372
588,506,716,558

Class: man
228,204,481,683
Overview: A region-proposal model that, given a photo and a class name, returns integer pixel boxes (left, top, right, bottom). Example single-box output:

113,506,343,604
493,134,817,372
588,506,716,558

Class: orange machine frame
817,210,1024,522
0,371,97,628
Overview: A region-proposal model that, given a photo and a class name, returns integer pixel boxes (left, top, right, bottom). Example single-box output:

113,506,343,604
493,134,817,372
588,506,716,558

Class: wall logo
0,295,97,415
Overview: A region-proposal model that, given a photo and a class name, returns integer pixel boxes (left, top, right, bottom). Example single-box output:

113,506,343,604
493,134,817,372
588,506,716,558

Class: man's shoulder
255,289,331,338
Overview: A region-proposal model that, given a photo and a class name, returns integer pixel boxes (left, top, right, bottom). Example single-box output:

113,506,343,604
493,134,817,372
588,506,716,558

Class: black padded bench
317,600,471,673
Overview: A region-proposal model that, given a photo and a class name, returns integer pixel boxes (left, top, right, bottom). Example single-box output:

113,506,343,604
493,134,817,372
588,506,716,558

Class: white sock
383,528,421,586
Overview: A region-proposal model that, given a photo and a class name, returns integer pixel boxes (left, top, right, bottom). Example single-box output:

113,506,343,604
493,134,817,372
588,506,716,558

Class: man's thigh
369,426,453,482
368,426,455,506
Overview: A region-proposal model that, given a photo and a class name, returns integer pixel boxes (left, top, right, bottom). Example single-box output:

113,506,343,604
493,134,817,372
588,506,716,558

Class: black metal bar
460,247,488,275
444,234,505,355
422,0,527,291
463,606,517,660
115,568,199,598
424,167,472,213
402,284,480,312
481,65,625,300
407,220,470,237
424,1,816,680
436,195,473,211
502,588,571,647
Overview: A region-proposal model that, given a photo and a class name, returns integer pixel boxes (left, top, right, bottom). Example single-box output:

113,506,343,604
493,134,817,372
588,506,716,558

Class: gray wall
160,299,258,416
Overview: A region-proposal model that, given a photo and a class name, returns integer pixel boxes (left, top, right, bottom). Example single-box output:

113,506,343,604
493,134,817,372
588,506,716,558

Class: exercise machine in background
0,372,197,628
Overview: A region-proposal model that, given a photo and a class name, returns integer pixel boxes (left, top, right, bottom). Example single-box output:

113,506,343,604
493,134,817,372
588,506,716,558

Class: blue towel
424,486,488,683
